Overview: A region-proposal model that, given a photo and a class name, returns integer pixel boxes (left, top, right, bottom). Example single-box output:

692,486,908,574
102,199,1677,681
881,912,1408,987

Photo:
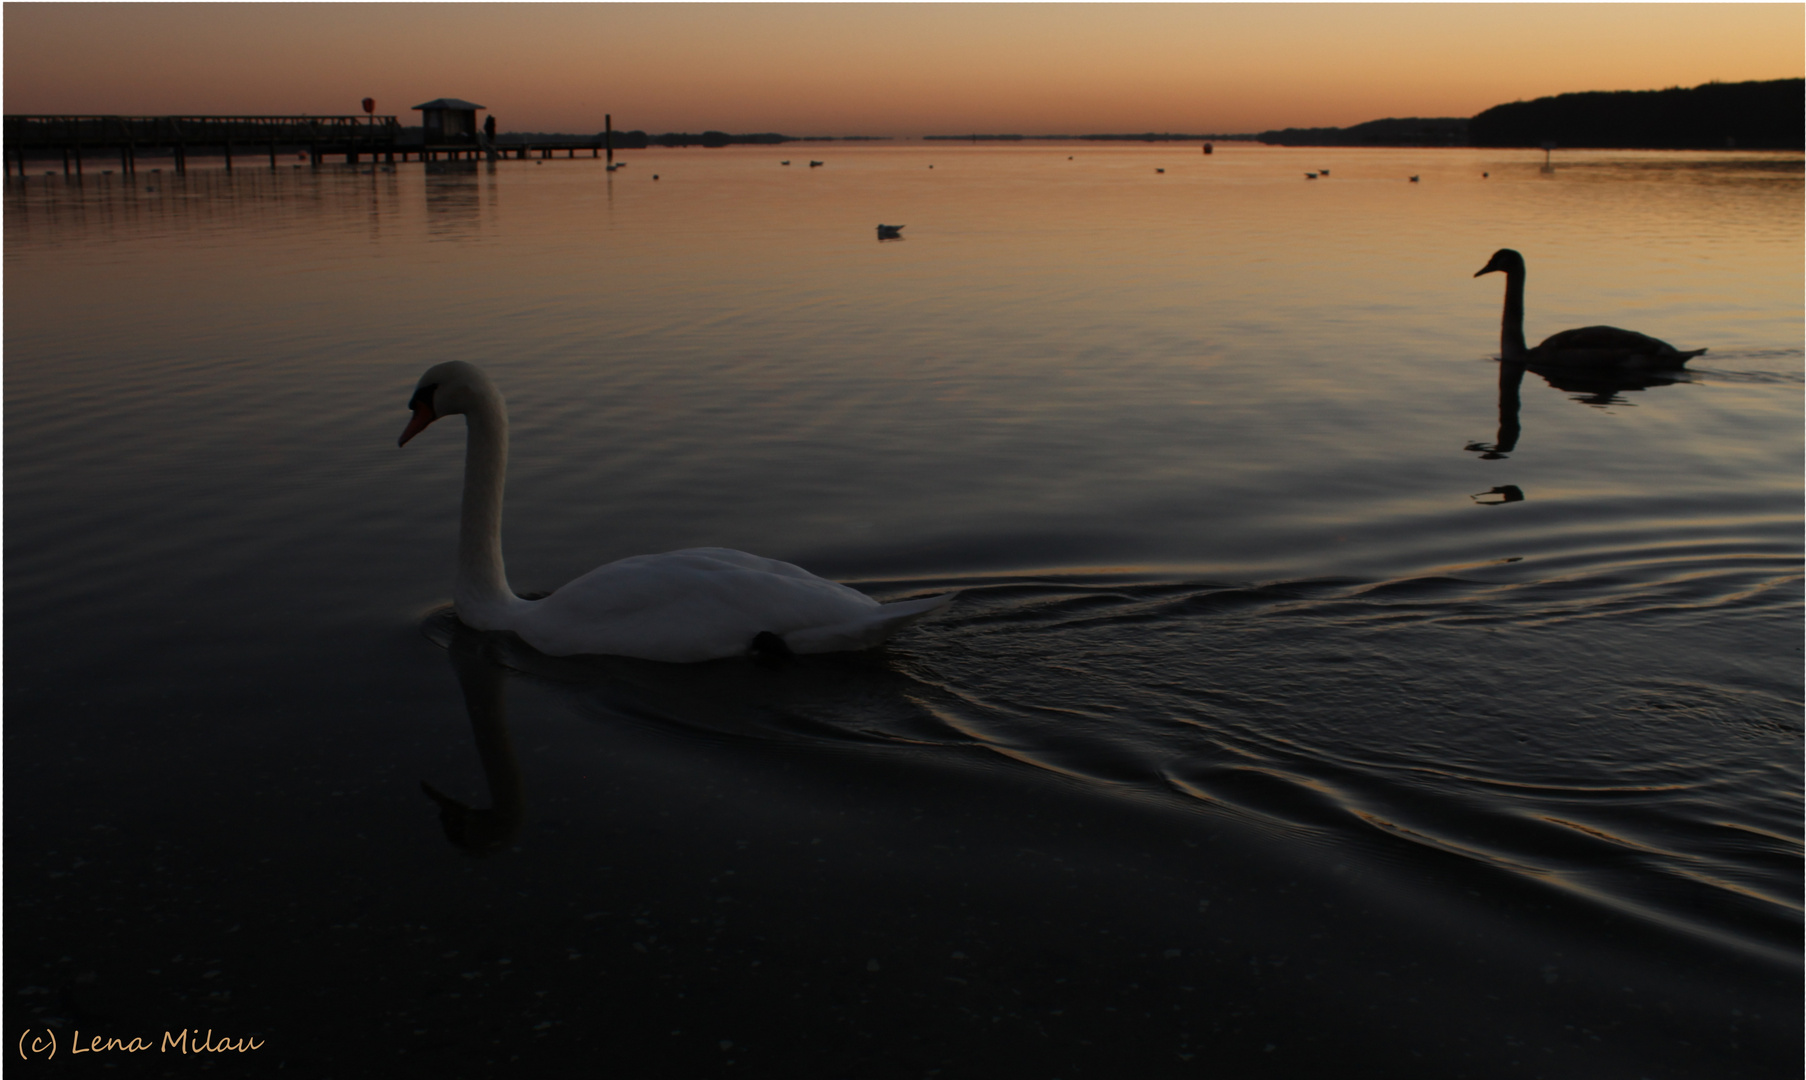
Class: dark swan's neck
1499,267,1529,360
455,388,528,629
1495,361,1524,453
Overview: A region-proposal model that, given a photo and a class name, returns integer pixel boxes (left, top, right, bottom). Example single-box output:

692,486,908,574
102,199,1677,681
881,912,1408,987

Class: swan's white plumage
400,361,952,662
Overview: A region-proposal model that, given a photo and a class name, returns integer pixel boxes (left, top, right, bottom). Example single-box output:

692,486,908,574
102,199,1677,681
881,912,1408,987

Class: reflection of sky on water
424,161,491,241
5,145,1800,1075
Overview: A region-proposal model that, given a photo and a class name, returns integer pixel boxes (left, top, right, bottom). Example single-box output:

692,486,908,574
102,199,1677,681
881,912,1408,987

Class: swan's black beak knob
398,385,438,446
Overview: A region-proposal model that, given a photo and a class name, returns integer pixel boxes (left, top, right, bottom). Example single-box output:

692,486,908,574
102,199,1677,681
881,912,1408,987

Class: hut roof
411,98,486,112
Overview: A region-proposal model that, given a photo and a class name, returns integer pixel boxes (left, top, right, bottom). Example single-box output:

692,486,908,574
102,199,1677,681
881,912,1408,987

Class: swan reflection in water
1465,360,1691,461
421,626,524,854
417,609,978,853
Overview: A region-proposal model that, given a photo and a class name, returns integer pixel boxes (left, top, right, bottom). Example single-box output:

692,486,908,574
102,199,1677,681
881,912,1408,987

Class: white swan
1475,249,1705,369
399,361,953,662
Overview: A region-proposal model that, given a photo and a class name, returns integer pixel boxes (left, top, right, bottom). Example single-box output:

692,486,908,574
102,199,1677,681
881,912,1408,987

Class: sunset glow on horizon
5,3,1801,136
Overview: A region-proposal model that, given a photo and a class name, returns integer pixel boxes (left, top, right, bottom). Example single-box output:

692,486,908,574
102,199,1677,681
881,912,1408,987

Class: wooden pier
4,114,620,177
4,115,400,176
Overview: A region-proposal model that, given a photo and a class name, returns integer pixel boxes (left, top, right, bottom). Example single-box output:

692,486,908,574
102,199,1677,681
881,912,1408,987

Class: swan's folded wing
783,593,956,654
520,551,934,662
657,547,832,581
1536,326,1669,353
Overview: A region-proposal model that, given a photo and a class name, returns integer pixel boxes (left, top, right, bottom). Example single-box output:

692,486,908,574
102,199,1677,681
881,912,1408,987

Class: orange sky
5,4,1801,135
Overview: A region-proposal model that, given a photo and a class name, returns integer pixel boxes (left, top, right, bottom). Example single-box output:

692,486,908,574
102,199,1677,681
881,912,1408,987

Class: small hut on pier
412,98,485,146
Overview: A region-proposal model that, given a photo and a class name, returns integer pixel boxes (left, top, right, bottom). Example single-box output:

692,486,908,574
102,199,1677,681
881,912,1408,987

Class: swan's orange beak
398,399,437,446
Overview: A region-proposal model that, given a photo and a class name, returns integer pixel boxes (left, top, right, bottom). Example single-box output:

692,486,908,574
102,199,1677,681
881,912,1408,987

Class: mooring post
74,146,83,177
605,114,613,166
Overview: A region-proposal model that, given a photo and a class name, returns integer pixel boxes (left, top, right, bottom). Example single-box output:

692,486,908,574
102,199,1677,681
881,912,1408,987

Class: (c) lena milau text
73,1029,264,1054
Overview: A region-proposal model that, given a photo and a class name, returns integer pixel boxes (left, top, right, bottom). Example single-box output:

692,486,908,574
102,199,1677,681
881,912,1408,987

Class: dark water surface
7,146,1800,1076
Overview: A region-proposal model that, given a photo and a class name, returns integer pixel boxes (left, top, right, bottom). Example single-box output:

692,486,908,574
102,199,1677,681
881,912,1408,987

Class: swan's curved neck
455,386,528,629
1499,266,1529,360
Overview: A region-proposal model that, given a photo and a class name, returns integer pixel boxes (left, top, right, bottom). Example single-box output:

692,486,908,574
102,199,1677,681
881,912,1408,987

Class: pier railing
7,114,398,147
6,114,624,176
5,114,401,174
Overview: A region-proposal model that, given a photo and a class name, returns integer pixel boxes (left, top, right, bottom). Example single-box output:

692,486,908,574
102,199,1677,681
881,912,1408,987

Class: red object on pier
362,98,375,115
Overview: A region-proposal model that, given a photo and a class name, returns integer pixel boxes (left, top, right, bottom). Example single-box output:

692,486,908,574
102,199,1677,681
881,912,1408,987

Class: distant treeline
924,132,1254,142
1469,79,1803,149
1255,79,1803,149
450,79,1804,153
518,131,888,148
1256,117,1468,147
413,129,892,148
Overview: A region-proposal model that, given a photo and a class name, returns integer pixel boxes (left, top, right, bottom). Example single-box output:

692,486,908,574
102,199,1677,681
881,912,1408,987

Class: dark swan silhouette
399,361,952,662
1475,249,1705,369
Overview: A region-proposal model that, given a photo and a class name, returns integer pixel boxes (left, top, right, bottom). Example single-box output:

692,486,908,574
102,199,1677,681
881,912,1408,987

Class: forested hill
1469,79,1803,150
1253,79,1801,149
1255,117,1467,147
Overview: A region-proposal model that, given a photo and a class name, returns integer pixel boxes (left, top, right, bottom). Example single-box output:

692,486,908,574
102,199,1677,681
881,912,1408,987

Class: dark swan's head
398,360,496,446
1475,248,1526,278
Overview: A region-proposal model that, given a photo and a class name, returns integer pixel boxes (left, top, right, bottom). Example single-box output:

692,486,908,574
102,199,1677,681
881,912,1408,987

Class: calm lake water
6,144,1800,1076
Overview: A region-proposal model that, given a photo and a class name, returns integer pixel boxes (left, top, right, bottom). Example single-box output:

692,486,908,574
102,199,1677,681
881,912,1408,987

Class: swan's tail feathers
784,592,956,654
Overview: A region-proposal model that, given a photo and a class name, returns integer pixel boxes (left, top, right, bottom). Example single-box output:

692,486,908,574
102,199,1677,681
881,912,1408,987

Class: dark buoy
1472,485,1524,505
1203,142,1213,155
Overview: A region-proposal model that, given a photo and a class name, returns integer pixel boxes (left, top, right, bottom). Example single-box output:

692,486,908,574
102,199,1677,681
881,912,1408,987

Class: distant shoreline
628,78,1806,151
922,133,1256,142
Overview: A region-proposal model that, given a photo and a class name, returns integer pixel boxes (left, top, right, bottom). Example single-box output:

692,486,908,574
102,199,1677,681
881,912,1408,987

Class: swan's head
398,361,496,446
1475,249,1525,278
